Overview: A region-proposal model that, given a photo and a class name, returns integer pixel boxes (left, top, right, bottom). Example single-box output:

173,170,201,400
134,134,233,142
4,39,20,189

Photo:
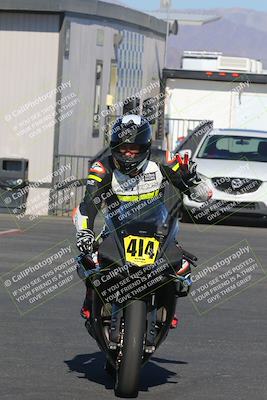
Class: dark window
197,134,267,162
96,29,104,46
3,160,22,171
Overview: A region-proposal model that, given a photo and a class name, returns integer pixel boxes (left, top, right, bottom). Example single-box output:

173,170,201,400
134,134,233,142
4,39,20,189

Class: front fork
109,299,157,355
145,295,157,353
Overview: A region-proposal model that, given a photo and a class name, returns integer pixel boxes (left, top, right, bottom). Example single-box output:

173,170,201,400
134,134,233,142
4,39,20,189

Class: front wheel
105,359,116,378
115,300,146,398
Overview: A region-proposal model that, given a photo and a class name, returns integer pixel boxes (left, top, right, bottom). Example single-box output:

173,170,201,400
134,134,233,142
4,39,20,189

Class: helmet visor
118,143,141,159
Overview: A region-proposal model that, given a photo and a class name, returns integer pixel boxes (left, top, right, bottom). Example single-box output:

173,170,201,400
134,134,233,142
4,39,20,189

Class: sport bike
76,202,197,397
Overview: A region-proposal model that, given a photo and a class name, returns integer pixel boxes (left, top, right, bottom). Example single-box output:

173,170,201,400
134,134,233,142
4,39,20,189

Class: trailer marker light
232,73,240,77
206,72,213,76
219,72,227,76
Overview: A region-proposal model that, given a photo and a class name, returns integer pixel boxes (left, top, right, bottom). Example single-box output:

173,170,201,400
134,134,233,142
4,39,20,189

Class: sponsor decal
144,172,156,182
86,179,96,186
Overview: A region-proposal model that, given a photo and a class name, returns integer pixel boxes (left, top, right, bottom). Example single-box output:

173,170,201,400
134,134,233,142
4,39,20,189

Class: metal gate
165,118,205,150
51,154,91,216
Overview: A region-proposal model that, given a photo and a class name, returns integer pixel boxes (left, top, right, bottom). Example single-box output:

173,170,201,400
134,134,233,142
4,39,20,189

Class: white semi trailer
163,51,267,151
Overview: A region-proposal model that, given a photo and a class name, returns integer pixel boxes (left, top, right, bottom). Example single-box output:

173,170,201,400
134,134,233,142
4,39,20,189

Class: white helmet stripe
122,114,141,125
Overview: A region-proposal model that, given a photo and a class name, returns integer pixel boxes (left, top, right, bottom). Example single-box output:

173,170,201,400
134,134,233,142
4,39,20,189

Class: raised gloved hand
176,153,213,201
76,229,95,253
176,153,200,186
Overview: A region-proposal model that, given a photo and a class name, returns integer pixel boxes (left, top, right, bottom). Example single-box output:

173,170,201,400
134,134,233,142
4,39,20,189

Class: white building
0,0,166,215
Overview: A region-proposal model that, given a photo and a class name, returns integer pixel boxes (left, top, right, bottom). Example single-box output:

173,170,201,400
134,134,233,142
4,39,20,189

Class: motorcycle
76,202,197,397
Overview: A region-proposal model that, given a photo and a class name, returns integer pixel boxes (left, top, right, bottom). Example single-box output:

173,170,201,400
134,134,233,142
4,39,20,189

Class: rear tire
115,300,146,398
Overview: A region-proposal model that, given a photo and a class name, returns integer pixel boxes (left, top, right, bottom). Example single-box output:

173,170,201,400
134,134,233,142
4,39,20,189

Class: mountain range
165,8,267,69
102,3,267,69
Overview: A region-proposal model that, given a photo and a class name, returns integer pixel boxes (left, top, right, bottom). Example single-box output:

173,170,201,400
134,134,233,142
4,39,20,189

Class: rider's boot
80,288,93,320
170,259,192,329
170,314,179,329
175,258,192,296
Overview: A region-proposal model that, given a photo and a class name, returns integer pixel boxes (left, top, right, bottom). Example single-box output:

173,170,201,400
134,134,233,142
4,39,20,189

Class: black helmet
110,115,152,175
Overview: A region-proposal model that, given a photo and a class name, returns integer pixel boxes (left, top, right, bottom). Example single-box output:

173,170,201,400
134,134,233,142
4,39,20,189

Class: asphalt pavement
0,214,266,400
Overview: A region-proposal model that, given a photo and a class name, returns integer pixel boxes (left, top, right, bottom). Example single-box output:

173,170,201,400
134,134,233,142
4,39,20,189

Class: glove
176,154,200,186
176,153,213,201
189,182,213,202
76,229,95,253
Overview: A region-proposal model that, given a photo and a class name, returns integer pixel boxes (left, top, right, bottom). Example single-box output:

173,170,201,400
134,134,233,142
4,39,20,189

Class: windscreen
197,135,267,162
104,200,169,233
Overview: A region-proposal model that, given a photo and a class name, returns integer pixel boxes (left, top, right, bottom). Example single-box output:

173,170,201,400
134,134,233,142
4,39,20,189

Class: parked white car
181,128,267,222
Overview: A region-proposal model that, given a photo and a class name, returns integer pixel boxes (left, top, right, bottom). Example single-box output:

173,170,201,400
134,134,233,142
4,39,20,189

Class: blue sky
122,0,267,11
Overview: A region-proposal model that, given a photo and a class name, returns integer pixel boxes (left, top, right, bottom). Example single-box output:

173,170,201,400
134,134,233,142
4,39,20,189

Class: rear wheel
115,300,146,398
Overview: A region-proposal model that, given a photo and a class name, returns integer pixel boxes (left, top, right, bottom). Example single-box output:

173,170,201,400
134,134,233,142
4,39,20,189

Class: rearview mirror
235,139,249,145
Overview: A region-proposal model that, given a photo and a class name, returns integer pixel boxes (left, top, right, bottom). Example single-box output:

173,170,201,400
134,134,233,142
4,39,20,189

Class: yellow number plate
123,235,160,267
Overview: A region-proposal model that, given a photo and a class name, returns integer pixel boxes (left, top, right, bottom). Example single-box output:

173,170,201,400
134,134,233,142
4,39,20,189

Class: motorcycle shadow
64,352,187,392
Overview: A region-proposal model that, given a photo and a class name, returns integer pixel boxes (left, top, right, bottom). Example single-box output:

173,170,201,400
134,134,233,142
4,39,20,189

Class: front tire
115,300,146,398
180,206,192,223
105,359,116,378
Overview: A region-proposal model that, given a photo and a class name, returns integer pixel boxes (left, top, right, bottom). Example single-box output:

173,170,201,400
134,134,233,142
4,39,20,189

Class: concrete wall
0,6,166,215
57,16,166,158
0,12,60,183
57,16,117,157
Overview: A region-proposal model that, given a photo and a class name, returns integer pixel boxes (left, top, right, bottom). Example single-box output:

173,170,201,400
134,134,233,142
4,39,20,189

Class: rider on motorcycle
73,114,211,327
